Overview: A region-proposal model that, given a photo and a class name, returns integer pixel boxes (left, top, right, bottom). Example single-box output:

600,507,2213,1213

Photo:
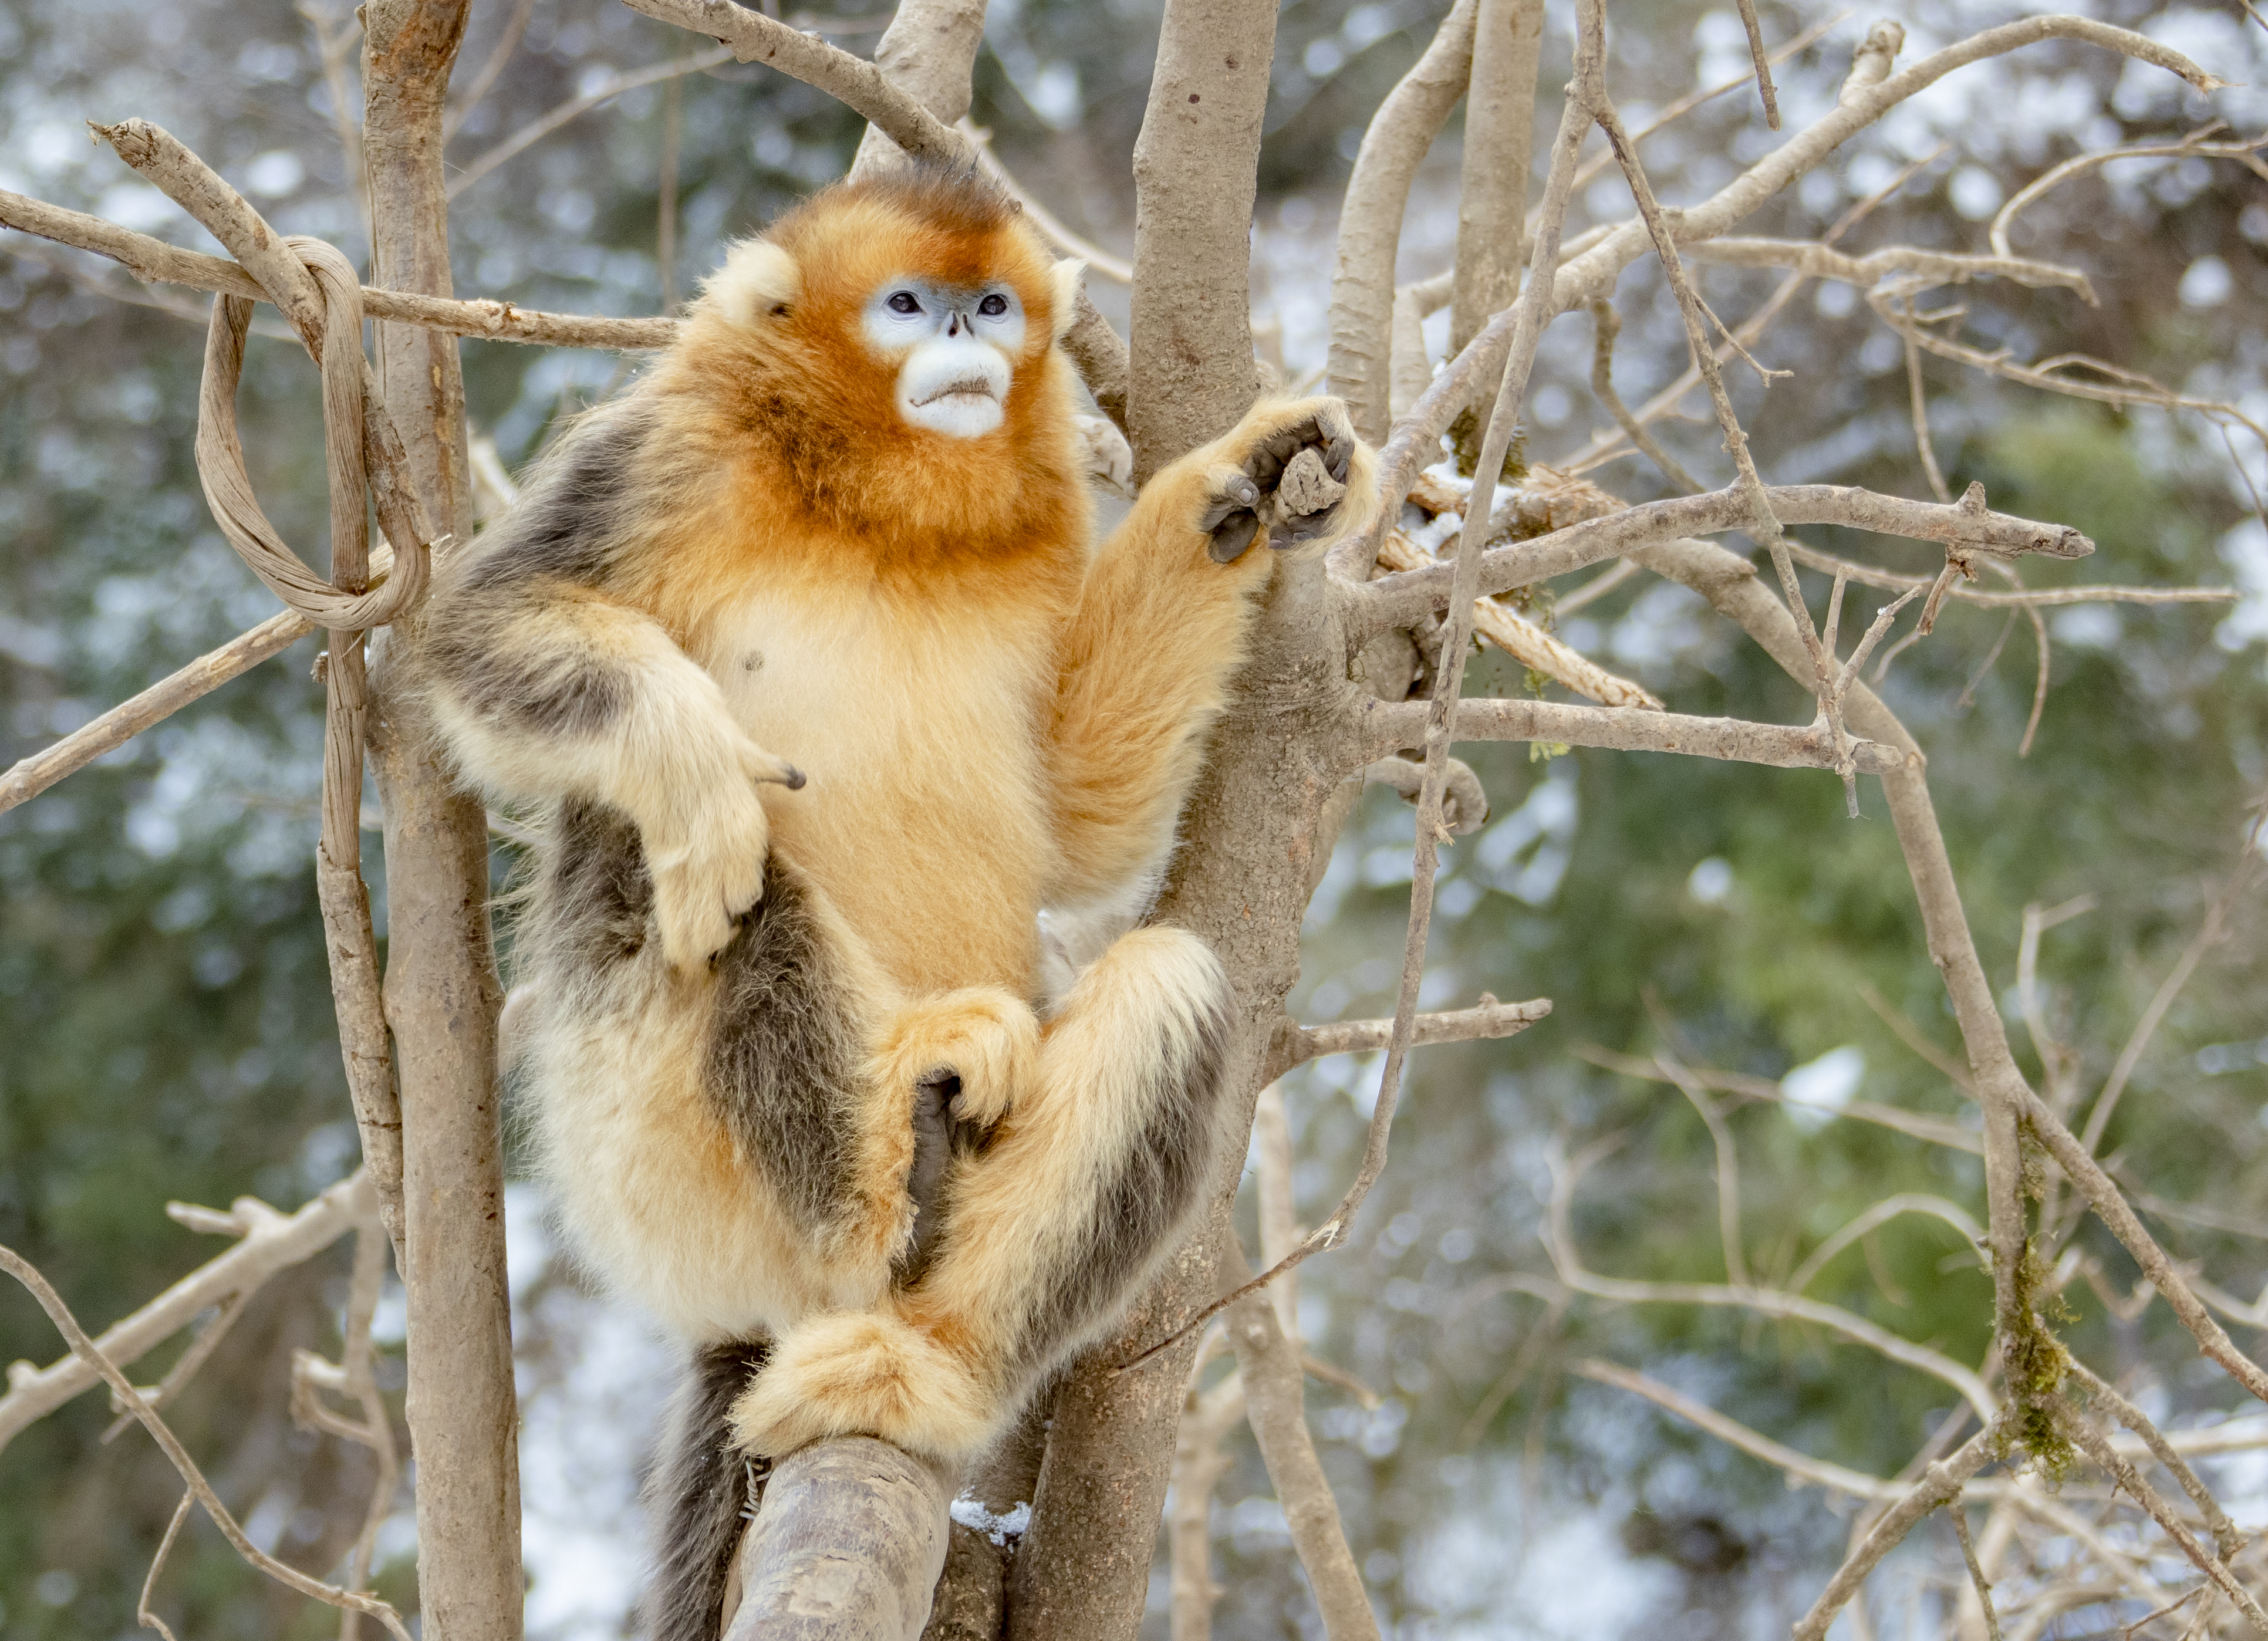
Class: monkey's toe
727,1311,994,1464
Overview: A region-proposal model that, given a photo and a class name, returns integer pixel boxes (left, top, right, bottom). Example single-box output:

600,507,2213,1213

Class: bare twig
1589,297,1697,492
1948,1500,2006,1641
0,1173,373,1454
2023,1090,2268,1406
444,0,539,138
1271,994,1552,1079
1354,693,1912,776
1,187,677,349
1791,1413,2013,1641
1372,528,1665,708
1543,1139,1999,1419
1167,1331,1244,1641
137,1490,196,1641
1221,1243,1380,1641
1733,0,1780,129
2053,1402,2268,1633
1325,0,1480,441
0,1242,414,1641
448,46,735,197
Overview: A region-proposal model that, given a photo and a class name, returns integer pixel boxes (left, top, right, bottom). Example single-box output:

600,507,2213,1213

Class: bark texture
1123,0,1281,482
723,1439,955,1641
360,6,524,1637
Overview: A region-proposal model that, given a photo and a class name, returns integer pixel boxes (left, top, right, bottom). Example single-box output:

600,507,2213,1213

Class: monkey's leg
727,926,1233,1465
1046,396,1377,904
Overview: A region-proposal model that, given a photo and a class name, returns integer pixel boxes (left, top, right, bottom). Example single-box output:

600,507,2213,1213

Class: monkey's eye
887,291,922,315
978,293,1009,318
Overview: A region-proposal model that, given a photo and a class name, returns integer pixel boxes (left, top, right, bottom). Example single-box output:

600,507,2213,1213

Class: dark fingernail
1231,475,1260,504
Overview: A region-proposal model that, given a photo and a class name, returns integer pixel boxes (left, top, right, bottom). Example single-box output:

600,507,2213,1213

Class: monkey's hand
1196,396,1375,564
641,735,802,974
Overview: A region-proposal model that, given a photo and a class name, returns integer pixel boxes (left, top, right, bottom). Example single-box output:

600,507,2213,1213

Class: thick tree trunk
721,1440,956,1641
1005,4,1302,1635
361,6,524,1639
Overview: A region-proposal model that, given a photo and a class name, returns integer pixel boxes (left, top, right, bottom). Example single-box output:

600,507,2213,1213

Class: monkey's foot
727,1310,994,1464
871,987,1038,1134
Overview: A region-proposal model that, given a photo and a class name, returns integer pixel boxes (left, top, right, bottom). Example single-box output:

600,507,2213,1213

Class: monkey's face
860,276,1027,440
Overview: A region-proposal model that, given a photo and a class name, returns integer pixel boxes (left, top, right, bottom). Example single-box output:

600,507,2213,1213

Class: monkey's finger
1274,501,1344,548
1207,511,1262,563
739,742,806,791
1199,474,1262,532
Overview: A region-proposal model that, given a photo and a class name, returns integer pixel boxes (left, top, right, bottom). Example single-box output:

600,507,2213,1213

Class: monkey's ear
1049,258,1085,343
704,238,803,326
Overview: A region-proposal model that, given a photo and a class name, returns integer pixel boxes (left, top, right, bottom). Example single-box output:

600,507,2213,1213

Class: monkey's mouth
912,377,1000,407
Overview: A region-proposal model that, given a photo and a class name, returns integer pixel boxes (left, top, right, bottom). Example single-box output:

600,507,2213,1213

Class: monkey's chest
703,593,1056,992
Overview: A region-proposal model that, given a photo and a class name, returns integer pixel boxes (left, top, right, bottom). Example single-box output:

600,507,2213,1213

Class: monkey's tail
642,1338,771,1641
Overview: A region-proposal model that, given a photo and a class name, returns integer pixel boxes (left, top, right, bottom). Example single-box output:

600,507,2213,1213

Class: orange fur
420,166,1379,1473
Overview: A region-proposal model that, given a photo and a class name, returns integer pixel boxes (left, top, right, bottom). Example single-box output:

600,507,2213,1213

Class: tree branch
1353,694,1911,777
0,1173,372,1456
1325,0,1480,443
1348,483,2093,644
0,186,676,349
722,1438,955,1641
1271,994,1552,1080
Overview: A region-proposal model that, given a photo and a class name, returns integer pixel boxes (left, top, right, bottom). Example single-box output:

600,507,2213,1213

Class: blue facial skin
861,278,1027,357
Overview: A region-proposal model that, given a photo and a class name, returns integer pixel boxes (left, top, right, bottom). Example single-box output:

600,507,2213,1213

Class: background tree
2,1,2266,1638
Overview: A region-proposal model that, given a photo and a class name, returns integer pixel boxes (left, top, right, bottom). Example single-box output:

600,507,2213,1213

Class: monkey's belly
525,977,891,1342
713,594,1058,996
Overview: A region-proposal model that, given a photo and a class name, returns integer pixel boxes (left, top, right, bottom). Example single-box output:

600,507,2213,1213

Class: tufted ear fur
1049,258,1085,343
703,238,803,326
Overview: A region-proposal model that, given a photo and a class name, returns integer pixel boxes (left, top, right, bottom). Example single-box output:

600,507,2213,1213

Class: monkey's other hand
647,740,797,974
1199,396,1373,563
727,1309,994,1463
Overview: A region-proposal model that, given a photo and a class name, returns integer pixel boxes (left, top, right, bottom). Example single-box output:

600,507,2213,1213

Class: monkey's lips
911,377,1001,409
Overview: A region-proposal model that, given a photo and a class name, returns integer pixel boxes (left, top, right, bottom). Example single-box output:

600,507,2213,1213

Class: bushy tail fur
643,1339,771,1641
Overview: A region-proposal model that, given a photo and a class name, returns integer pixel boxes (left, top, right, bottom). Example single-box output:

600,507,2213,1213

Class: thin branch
1948,1500,2007,1641
1775,536,2233,610
1733,0,1780,129
0,1173,373,1454
1348,480,2094,645
1791,1413,2013,1641
2077,845,2261,1156
447,46,736,197
1575,1044,1984,1153
1992,126,2268,257
1324,0,1480,441
1588,296,1697,492
444,0,539,139
1542,1138,2000,1419
1786,1194,1984,1300
2022,1089,2268,1406
1221,1243,1380,1641
962,123,1132,285
2063,1359,2241,1561
2053,1401,2268,1634
1,187,677,349
0,1241,413,1641
1574,1358,1917,1499
1353,693,1912,777
1270,994,1553,1080
137,1490,195,1641
1372,528,1665,708
1167,1332,1244,1641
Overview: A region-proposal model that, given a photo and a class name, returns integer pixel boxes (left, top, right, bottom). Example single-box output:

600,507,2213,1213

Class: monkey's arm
1044,397,1375,905
419,419,798,971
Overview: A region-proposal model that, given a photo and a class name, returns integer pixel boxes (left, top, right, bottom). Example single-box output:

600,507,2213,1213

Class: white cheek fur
896,336,1013,440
